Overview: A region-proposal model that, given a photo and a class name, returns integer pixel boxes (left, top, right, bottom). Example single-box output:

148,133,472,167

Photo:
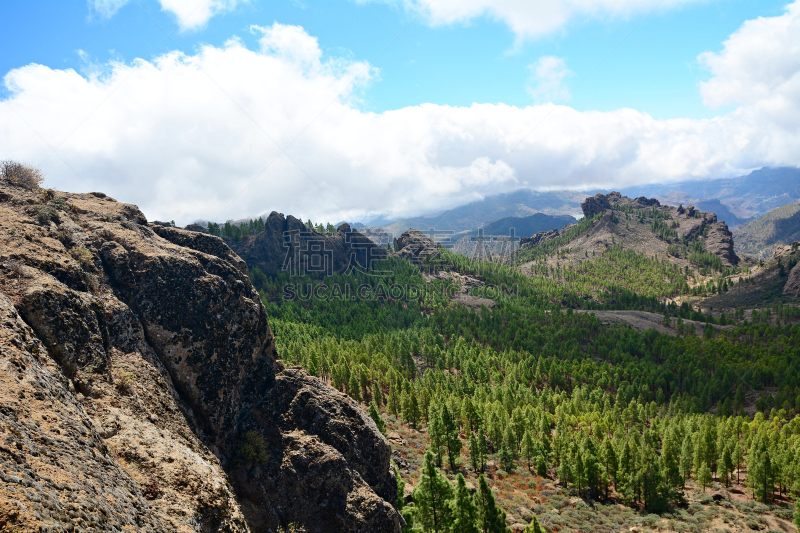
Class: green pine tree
499,444,515,473
679,434,693,487
478,427,488,471
521,430,535,472
524,516,544,533
450,474,479,533
407,388,421,429
413,451,453,533
475,475,508,533
698,462,712,492
395,465,406,510
348,374,362,403
469,432,481,473
600,438,617,498
369,401,386,435
441,404,462,470
794,504,800,533
429,404,445,468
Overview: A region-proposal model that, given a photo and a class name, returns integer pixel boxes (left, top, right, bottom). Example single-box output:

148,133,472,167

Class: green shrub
236,430,269,467
70,246,93,267
34,205,58,225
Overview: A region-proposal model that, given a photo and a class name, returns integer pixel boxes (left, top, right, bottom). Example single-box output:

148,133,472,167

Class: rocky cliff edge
0,183,400,532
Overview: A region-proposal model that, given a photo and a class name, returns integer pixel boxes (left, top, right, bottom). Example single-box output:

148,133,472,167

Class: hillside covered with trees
244,208,800,532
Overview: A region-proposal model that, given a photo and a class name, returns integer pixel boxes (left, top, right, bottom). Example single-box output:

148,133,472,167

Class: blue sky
1,0,787,117
1,1,799,224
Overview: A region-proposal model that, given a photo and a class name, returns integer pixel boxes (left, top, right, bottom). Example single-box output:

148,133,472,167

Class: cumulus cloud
3,5,800,225
361,0,703,41
89,0,244,30
526,56,574,103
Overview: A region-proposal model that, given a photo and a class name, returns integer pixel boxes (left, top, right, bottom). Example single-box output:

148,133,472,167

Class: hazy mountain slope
693,199,750,228
477,213,577,237
448,213,576,258
379,189,594,236
621,166,800,219
733,204,800,260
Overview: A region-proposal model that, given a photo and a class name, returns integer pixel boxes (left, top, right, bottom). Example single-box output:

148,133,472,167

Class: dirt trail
572,309,734,336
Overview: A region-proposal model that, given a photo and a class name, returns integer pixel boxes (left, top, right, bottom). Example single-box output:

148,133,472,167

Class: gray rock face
0,183,400,533
233,369,402,532
0,293,168,532
785,262,800,297
703,221,739,266
227,212,387,277
581,192,661,219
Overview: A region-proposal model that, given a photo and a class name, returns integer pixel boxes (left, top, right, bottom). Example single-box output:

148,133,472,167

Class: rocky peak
0,183,401,532
228,211,387,277
393,228,441,268
527,191,740,269
581,192,661,219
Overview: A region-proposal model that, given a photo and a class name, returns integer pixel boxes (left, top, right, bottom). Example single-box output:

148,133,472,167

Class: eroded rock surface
393,229,440,268
227,212,387,277
0,182,400,532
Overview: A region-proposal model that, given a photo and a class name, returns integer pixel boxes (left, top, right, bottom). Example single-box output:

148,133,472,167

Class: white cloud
89,0,129,18
3,6,800,225
526,56,574,103
88,0,244,30
698,2,800,109
361,0,704,41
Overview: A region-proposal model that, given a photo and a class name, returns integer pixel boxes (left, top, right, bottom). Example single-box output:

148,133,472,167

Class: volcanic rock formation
227,212,387,277
0,182,400,532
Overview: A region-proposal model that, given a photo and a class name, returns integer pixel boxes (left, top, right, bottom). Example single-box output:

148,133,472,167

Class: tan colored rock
784,261,800,297
773,242,799,260
0,183,401,532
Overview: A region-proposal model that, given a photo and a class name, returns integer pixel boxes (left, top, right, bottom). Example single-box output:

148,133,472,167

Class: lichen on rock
0,182,400,532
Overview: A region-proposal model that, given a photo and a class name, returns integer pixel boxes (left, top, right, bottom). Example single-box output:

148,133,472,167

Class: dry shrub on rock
1,160,44,189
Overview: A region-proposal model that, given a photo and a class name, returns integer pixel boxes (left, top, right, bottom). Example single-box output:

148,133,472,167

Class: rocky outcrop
0,183,400,532
232,369,401,532
785,262,800,297
581,192,660,219
393,229,440,268
575,192,739,267
519,227,571,249
703,221,739,266
773,242,800,261
227,212,387,277
775,243,800,297
581,193,614,218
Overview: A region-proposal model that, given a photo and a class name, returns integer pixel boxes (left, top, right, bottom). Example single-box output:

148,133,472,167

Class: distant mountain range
620,167,800,220
472,213,578,237
367,189,593,236
225,167,799,244
449,213,576,258
355,167,799,237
